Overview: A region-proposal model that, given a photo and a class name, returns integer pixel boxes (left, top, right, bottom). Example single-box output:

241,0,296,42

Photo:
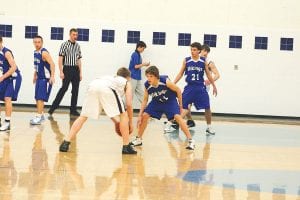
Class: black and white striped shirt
59,40,82,66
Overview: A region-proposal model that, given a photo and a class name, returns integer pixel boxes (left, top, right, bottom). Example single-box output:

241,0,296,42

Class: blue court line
178,169,300,195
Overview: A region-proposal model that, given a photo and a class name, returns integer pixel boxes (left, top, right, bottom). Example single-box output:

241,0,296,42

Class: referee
48,28,82,116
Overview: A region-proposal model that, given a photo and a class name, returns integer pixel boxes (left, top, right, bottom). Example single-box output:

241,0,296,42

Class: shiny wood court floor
1,111,300,199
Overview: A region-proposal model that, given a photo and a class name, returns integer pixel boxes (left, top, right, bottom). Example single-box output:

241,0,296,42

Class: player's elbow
11,65,17,72
175,87,181,94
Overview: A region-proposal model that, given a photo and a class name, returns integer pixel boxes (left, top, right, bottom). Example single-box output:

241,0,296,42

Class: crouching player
59,67,136,154
130,66,195,150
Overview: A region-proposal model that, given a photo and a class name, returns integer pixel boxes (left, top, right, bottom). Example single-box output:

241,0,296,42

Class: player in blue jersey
173,42,217,134
130,66,195,150
166,44,220,133
185,44,220,133
30,35,55,125
0,36,22,131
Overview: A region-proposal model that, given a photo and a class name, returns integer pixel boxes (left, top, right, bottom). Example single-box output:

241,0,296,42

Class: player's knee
4,97,12,103
120,112,129,123
142,113,150,122
174,114,183,122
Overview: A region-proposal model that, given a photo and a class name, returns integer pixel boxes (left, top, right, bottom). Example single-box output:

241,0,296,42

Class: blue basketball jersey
34,48,51,79
145,75,177,103
0,47,20,77
184,56,206,85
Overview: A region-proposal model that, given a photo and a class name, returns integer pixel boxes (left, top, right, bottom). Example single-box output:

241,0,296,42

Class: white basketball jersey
99,76,127,97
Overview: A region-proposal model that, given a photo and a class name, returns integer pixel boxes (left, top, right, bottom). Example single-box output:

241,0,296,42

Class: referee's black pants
50,65,80,113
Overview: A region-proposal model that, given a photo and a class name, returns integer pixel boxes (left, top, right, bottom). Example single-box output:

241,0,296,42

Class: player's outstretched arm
173,59,186,84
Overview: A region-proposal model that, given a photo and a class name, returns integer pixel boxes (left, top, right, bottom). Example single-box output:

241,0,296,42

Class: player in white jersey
59,67,137,154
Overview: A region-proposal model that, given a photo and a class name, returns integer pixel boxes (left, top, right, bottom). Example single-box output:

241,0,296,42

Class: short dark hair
190,42,202,51
145,66,159,79
117,67,131,78
0,36,3,43
201,44,210,53
69,28,78,34
136,41,147,49
33,35,43,41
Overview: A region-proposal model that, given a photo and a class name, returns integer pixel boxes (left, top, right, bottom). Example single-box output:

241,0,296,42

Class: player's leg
181,108,189,119
0,77,19,131
167,104,193,132
98,84,137,154
31,79,47,125
130,101,161,146
0,74,22,130
119,112,137,154
165,100,195,150
138,112,151,137
194,87,215,134
59,116,88,152
181,86,194,120
186,104,196,128
37,100,44,115
59,82,100,152
174,115,195,150
205,109,215,135
0,97,12,131
174,115,192,138
130,112,151,146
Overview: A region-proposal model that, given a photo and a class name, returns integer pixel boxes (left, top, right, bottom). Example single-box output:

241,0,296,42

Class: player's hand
60,71,64,80
49,77,55,85
0,76,4,83
143,62,150,67
213,85,218,97
204,79,211,86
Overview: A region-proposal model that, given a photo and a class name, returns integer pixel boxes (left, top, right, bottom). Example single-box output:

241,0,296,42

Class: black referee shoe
122,145,137,154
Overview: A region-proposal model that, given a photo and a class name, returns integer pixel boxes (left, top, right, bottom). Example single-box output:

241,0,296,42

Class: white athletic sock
207,124,212,129
36,113,42,118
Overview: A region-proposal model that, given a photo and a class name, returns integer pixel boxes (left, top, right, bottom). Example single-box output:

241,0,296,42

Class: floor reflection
0,113,299,199
0,135,17,200
18,125,50,199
